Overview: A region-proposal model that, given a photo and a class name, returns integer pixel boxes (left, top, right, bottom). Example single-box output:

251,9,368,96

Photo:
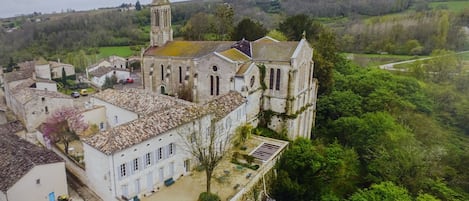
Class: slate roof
0,121,63,192
204,91,246,120
89,66,128,77
83,103,207,155
92,88,191,116
144,41,233,58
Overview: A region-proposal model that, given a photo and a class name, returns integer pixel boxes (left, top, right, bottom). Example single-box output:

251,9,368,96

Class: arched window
216,76,220,95
179,66,182,83
269,68,274,89
210,75,214,95
160,65,164,81
276,69,281,90
160,86,166,95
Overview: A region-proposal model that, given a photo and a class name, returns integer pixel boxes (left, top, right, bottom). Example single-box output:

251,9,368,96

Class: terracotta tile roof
4,63,34,82
83,104,207,155
8,79,71,104
252,41,299,61
0,121,63,192
92,88,192,116
144,41,233,58
89,66,128,77
204,91,246,120
218,48,251,62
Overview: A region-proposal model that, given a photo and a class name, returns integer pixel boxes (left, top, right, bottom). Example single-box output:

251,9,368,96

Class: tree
102,75,117,89
61,67,67,86
278,14,322,41
6,57,16,72
267,30,288,41
272,138,359,200
179,119,232,193
348,182,412,201
426,49,460,83
135,0,142,11
42,107,88,154
182,13,215,40
215,4,234,40
231,18,267,41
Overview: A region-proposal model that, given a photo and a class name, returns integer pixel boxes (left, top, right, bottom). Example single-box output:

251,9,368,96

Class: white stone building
50,61,76,79
82,88,246,201
142,0,318,139
88,67,130,88
0,121,68,201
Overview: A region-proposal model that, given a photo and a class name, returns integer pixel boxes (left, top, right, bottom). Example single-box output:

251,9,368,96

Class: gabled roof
144,41,233,58
49,61,73,69
89,66,128,77
0,121,63,192
13,88,71,105
83,103,207,155
92,88,190,116
251,40,299,61
204,91,246,120
218,48,251,63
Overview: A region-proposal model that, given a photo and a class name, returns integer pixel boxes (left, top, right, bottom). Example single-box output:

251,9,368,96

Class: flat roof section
250,142,281,162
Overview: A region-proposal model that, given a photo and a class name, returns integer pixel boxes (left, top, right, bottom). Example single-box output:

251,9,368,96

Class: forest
2,0,469,200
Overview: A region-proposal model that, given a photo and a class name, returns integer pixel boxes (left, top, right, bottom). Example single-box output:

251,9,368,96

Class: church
142,0,318,139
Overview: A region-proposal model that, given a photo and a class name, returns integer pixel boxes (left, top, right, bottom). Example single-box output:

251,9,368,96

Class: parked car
126,78,134,84
71,91,80,98
80,89,89,96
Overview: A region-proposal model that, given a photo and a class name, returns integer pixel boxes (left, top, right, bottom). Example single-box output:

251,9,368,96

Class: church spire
150,0,173,47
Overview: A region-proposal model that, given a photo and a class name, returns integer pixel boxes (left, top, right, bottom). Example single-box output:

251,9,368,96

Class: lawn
429,1,469,13
97,46,135,58
345,53,423,67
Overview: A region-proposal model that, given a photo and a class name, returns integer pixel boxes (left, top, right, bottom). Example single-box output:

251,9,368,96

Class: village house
142,0,318,139
49,61,75,79
0,121,68,201
86,56,130,88
82,88,246,200
4,67,74,132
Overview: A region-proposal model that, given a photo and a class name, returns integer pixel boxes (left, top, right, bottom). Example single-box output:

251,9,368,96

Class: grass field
97,46,135,58
429,1,469,13
345,53,423,67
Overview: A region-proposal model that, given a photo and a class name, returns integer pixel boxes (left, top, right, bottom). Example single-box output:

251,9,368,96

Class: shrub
198,192,220,201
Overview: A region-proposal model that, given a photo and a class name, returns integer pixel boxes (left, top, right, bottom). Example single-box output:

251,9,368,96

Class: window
212,65,218,72
114,115,118,124
276,69,281,90
158,147,163,160
120,163,127,177
210,75,214,95
99,122,105,130
216,76,220,95
269,68,274,89
145,152,152,166
41,97,45,102
169,143,175,156
160,86,166,95
36,179,40,184
179,66,182,83
161,65,164,81
133,158,139,172
44,106,48,114
250,76,255,88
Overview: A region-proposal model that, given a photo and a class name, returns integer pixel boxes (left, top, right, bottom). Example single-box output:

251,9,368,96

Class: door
135,178,141,194
48,192,55,201
184,159,190,173
159,167,164,182
146,172,153,192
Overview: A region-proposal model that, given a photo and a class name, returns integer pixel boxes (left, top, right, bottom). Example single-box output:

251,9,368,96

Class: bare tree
42,107,88,154
179,119,232,193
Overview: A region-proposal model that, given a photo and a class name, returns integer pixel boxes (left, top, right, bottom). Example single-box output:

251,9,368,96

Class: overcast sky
0,0,157,18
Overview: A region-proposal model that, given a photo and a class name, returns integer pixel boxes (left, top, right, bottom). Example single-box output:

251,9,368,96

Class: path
378,50,469,71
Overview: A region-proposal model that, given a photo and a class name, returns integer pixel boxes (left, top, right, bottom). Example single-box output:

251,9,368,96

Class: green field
97,46,135,58
345,53,422,67
429,1,469,13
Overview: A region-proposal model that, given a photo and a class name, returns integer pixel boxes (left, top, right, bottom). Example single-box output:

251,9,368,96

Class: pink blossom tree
42,107,88,154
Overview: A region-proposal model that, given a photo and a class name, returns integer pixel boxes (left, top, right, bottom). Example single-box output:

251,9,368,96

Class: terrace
141,135,288,201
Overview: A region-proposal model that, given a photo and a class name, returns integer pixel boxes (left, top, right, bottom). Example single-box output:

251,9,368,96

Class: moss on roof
144,41,233,58
252,41,299,61
219,48,250,62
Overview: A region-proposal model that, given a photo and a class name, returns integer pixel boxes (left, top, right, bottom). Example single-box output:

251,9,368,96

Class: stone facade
142,0,318,139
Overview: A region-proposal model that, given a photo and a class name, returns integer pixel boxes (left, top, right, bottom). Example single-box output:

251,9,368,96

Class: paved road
378,50,469,71
67,170,103,201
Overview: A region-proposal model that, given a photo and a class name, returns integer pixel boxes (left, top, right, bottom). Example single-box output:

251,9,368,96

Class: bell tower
150,0,173,47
